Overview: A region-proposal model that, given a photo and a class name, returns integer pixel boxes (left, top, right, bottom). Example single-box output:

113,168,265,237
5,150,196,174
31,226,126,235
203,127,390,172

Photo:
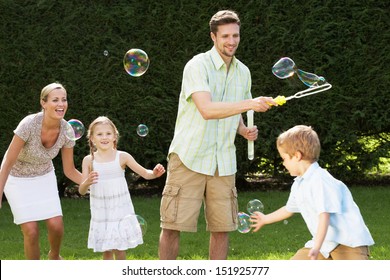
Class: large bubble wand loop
273,82,332,105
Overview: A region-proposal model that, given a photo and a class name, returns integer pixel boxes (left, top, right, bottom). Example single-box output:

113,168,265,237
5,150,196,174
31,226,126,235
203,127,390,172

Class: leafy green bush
0,0,388,190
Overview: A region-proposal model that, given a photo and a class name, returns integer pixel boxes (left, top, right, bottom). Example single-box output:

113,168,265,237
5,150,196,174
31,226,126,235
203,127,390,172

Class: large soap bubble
123,49,150,77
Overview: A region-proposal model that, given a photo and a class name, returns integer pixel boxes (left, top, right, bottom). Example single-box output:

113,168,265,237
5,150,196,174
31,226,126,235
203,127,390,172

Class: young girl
79,116,165,260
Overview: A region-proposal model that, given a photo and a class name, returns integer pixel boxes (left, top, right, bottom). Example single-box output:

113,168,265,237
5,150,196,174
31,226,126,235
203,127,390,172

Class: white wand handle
247,110,254,160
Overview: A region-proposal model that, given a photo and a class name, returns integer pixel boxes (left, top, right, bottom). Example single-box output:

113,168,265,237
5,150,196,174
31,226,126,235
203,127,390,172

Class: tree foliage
0,0,388,192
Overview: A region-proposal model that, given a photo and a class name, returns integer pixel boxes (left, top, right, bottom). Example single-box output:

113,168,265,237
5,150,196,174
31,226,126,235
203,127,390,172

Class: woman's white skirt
4,170,62,225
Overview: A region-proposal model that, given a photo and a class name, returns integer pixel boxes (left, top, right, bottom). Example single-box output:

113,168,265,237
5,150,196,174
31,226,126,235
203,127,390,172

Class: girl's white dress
88,151,143,252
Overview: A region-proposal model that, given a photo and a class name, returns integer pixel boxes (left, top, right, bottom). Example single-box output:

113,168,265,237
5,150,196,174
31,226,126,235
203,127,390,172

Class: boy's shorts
160,153,238,232
291,245,370,260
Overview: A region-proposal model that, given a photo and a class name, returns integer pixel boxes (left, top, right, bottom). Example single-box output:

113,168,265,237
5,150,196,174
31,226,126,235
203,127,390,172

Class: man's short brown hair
209,10,240,34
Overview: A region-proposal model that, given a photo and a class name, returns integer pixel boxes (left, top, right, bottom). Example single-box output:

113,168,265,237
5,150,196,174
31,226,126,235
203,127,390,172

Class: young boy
251,125,374,260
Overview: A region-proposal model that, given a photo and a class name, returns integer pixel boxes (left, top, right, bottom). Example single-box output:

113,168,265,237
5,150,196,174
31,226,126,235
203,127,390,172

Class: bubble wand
247,57,332,160
272,82,332,105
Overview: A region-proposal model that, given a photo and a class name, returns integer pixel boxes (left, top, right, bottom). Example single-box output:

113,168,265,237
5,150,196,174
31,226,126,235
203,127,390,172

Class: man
159,10,276,260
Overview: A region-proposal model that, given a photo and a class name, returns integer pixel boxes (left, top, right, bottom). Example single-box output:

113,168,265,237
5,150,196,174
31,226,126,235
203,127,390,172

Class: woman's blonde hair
40,82,66,102
277,125,321,162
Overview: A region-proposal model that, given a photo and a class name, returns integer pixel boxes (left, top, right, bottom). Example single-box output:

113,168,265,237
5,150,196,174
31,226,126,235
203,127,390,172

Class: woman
0,82,82,260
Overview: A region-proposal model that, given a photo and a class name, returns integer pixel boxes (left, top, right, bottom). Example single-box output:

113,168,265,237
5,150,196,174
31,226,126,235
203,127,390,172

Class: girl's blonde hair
87,116,120,163
40,82,66,102
276,125,321,162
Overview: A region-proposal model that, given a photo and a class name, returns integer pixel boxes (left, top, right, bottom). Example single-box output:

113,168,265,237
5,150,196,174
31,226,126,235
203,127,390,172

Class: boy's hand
250,212,266,232
308,248,320,260
153,164,166,178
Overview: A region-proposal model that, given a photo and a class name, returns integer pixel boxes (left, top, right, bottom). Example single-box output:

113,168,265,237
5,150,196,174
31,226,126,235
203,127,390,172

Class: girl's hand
153,164,166,178
85,171,99,187
78,171,99,195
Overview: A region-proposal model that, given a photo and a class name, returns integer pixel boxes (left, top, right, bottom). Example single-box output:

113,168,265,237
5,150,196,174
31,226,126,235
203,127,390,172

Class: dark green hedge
1,0,389,192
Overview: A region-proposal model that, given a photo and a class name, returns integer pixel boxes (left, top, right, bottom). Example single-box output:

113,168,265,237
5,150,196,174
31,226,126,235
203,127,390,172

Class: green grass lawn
0,186,389,260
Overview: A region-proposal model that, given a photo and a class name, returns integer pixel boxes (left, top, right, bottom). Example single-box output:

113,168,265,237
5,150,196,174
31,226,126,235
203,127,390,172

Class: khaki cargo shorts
291,245,370,260
160,153,238,232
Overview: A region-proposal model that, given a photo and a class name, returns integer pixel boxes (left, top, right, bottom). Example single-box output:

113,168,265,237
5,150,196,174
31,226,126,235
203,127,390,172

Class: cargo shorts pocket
231,187,238,224
160,184,181,223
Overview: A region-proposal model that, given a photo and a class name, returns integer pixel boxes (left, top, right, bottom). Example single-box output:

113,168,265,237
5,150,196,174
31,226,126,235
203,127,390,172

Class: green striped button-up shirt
168,46,252,176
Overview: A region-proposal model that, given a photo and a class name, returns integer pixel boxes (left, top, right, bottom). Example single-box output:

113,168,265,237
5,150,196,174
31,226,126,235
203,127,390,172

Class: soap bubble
237,212,251,233
65,119,85,141
119,214,147,240
272,57,296,79
136,215,147,236
296,69,326,87
137,124,149,137
272,57,327,88
123,48,150,77
247,199,264,214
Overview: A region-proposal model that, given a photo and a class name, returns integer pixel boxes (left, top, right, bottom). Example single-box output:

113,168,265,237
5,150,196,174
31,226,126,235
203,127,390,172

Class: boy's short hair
277,125,321,162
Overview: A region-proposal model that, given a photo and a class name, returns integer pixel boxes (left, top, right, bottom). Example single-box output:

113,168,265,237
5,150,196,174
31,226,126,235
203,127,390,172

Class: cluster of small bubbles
65,119,85,141
100,48,153,141
237,199,265,234
136,124,149,137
